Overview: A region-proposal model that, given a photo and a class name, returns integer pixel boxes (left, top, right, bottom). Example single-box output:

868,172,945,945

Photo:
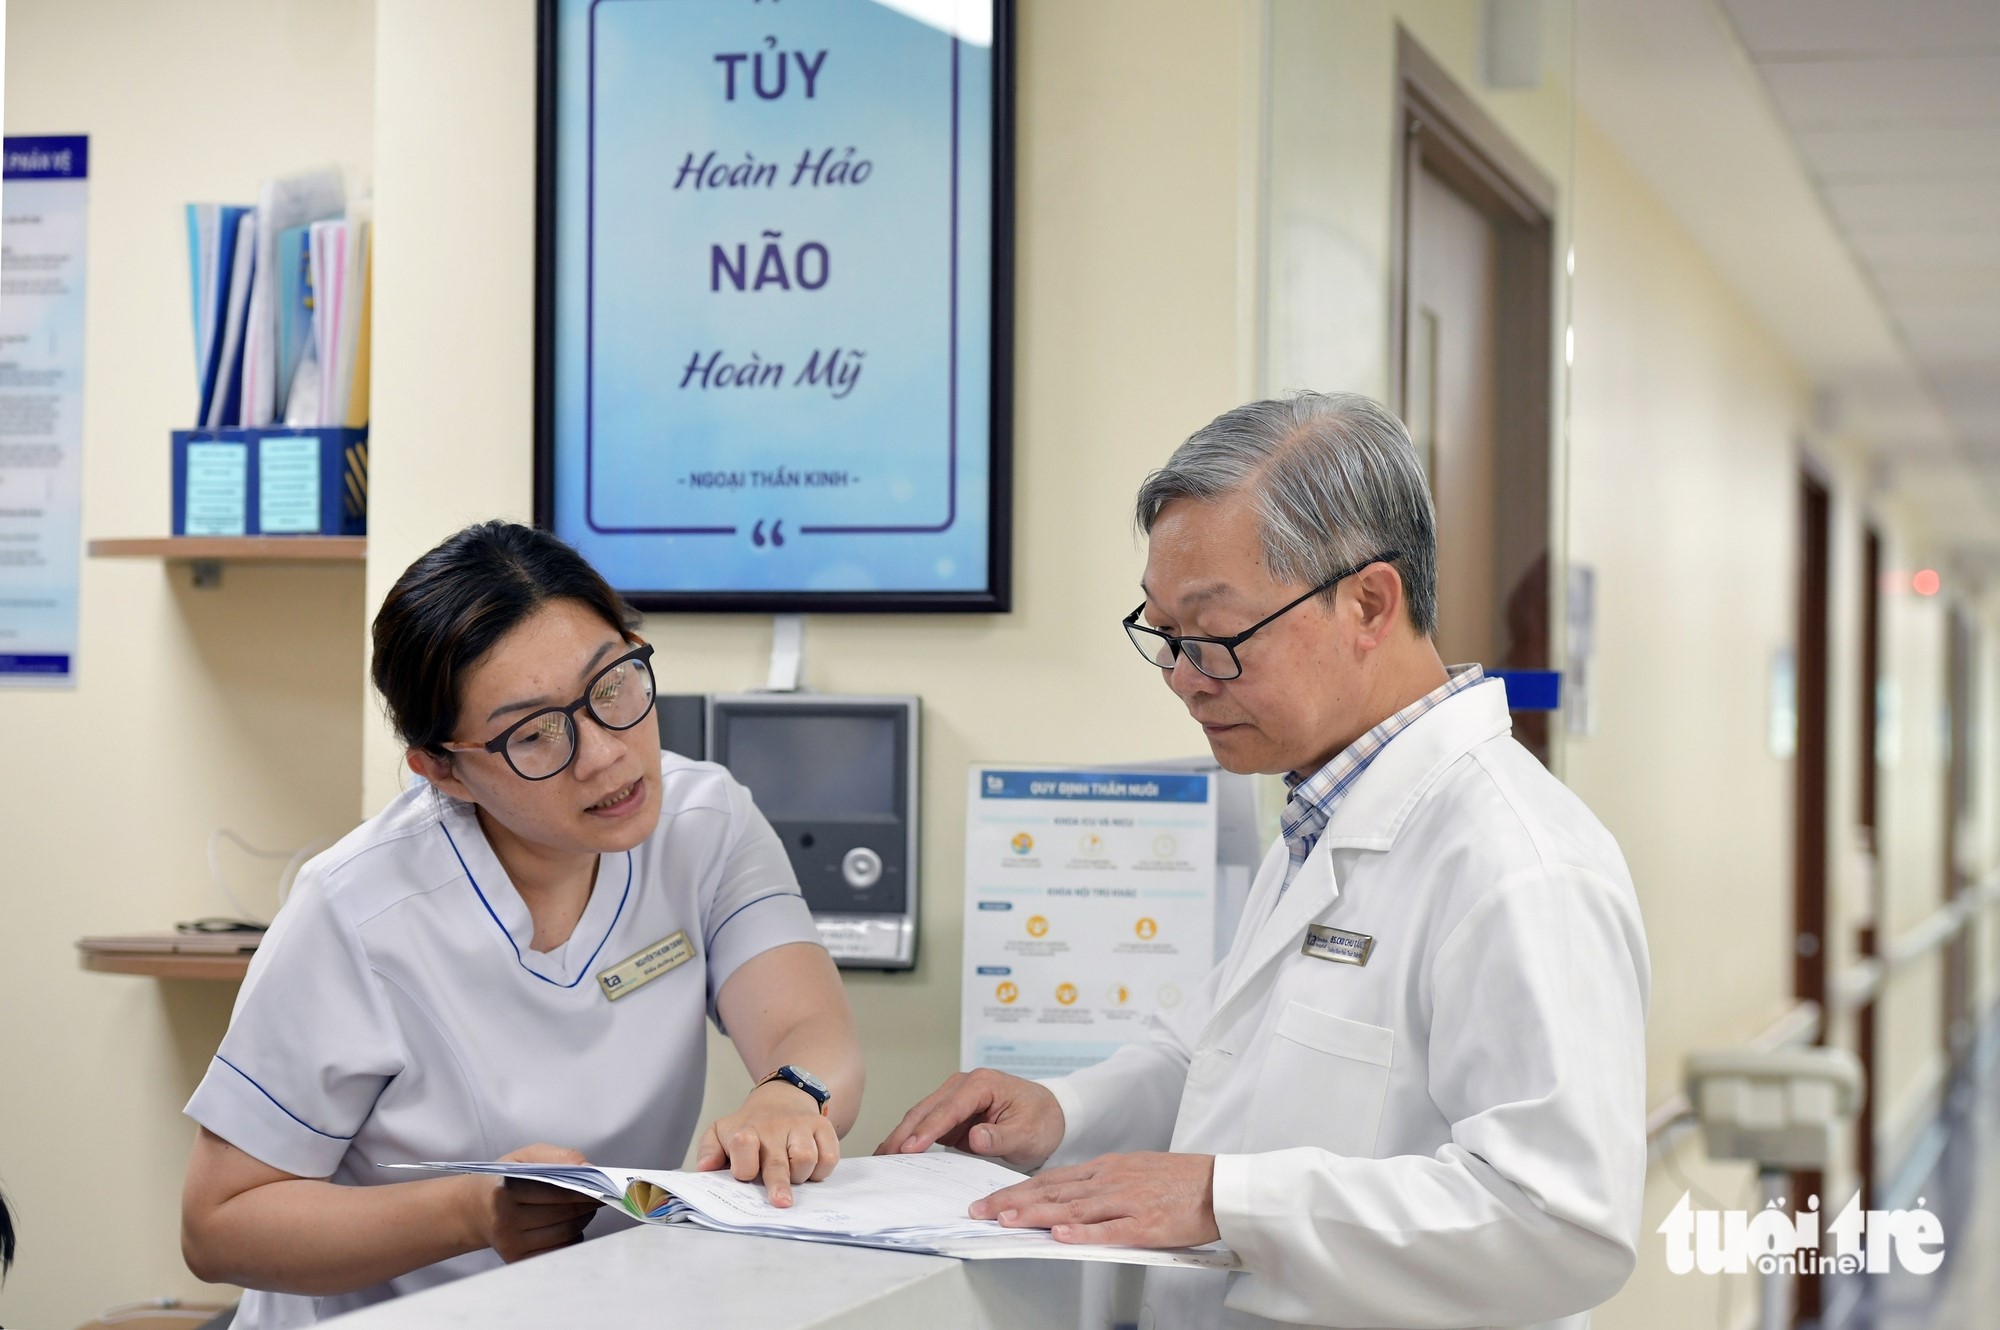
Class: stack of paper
186,204,253,427
387,1152,1236,1269
183,169,362,429
239,170,344,427
305,212,372,429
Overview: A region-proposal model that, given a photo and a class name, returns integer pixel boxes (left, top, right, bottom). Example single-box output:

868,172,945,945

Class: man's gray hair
1134,391,1439,636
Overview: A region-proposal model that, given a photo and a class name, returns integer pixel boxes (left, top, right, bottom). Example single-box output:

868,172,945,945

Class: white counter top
320,1225,1116,1330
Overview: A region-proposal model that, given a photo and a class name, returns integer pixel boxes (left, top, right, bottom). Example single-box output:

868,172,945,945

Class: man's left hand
968,1152,1219,1247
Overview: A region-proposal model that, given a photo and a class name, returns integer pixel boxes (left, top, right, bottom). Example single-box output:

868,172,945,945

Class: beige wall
1264,0,1574,408
1874,539,1951,1176
0,2,376,1325
360,0,1269,1168
4,2,1997,1328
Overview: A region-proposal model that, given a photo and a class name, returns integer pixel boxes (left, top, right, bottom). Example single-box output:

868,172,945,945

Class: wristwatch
759,1064,831,1116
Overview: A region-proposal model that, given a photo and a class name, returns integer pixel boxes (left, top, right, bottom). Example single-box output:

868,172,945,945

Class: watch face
789,1066,829,1097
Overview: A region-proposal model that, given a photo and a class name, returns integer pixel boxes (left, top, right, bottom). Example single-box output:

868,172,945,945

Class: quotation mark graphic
752,519,786,547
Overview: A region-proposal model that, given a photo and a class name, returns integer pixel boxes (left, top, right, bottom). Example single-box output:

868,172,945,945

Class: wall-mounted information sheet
962,768,1217,1080
0,136,89,687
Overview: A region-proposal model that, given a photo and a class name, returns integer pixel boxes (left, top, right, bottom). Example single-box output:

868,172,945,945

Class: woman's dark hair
2,1181,15,1282
371,521,639,754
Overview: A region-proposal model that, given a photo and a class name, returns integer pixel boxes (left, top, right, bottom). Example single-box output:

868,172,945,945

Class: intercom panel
705,694,920,970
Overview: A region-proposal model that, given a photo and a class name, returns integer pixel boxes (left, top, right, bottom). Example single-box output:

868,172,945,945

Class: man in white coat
880,392,1650,1329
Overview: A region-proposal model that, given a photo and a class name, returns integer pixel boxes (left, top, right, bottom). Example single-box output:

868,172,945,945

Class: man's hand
465,1144,600,1264
969,1152,1219,1248
694,1078,840,1208
873,1069,1065,1171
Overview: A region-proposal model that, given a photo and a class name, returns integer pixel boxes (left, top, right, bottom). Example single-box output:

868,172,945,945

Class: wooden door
1408,166,1502,675
1792,471,1832,1327
1393,33,1556,761
1855,526,1883,1210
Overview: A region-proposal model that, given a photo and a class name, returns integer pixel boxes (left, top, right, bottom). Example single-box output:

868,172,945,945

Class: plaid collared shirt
1278,663,1489,892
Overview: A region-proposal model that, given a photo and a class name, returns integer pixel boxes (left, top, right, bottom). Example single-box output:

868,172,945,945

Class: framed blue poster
537,0,1014,611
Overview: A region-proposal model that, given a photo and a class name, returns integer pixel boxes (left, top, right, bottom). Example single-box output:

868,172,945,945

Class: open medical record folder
386,1152,1236,1269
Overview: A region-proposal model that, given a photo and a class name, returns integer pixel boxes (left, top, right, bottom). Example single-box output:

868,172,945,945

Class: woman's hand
462,1144,601,1263
694,1079,840,1207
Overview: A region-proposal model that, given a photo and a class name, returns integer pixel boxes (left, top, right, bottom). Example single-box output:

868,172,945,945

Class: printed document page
388,1152,1235,1268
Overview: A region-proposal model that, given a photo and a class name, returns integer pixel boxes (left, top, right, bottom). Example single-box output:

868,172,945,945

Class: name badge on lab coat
597,930,695,1001
1302,924,1374,967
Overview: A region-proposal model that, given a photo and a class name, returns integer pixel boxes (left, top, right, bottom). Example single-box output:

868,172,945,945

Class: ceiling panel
1822,177,2000,231
1898,309,2000,343
1890,463,1995,514
1793,123,2000,178
1872,274,2000,314
1759,56,2000,127
1847,229,2000,266
1722,0,2000,58
1903,331,2000,365
1932,375,2000,415
1591,0,2000,541
1870,258,2000,285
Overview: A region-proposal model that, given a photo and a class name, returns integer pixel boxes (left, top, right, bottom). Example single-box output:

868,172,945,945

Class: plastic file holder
171,427,367,537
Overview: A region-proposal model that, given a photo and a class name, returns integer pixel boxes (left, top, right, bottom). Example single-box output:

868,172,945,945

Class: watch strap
760,1064,831,1115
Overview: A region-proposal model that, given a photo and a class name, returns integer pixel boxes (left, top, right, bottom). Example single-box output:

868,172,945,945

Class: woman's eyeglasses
441,643,657,780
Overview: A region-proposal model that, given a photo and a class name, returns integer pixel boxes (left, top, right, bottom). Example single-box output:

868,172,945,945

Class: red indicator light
1913,569,1941,597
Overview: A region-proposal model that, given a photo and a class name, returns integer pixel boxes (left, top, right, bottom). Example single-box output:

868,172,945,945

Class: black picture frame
533,0,1015,613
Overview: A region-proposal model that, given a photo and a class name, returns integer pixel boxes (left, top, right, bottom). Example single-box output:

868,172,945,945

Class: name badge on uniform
597,930,695,1001
1302,924,1374,967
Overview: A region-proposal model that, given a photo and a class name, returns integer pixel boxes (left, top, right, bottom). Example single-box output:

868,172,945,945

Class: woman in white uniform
180,520,863,1326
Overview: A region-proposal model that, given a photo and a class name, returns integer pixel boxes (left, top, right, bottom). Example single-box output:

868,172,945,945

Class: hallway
1828,1026,2000,1330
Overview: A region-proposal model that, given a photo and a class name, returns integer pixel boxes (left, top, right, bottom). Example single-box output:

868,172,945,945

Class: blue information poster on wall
539,0,1014,610
0,136,89,687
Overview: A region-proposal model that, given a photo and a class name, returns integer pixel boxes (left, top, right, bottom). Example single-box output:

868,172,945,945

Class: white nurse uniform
184,751,823,1328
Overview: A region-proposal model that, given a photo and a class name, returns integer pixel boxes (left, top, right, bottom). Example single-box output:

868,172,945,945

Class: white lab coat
1043,681,1650,1330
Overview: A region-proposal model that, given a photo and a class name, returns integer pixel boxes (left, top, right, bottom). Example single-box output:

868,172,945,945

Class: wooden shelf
80,950,252,981
88,535,365,562
77,934,258,981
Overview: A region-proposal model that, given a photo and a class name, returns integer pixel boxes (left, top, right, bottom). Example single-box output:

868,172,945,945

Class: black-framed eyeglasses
1122,553,1399,681
441,643,657,780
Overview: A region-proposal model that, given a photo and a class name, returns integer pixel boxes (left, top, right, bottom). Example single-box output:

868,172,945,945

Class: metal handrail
1642,873,2000,1154
1648,1000,1824,1144
1645,1000,1821,1148
1885,900,1969,969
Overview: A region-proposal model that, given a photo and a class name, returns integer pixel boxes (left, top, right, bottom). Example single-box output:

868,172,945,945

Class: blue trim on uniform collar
215,1054,356,1141
438,817,633,989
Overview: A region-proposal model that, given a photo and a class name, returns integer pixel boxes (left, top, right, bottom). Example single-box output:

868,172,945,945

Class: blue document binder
171,427,368,537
